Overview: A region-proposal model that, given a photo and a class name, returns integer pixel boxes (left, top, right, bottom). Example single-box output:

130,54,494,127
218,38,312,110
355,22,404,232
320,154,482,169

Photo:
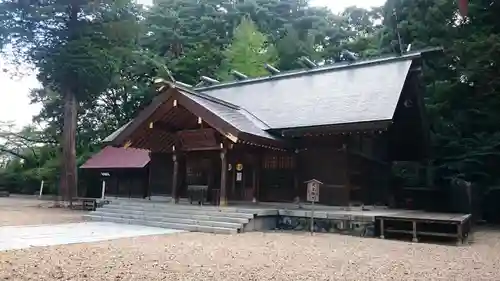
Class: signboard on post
305,179,322,235
306,179,321,202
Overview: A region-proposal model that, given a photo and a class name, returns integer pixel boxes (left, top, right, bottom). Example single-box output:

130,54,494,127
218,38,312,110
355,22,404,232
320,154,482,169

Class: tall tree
0,0,144,203
218,16,277,80
382,0,500,188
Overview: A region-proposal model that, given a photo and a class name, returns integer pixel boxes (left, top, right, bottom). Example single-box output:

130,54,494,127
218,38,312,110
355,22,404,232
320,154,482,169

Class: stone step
107,201,279,216
93,208,250,224
84,215,238,234
101,204,255,219
108,200,271,215
109,199,278,215
90,211,244,229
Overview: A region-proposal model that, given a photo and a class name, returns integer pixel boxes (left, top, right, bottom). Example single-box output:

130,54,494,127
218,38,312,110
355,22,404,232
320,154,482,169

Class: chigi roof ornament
264,63,280,74
299,56,317,69
200,76,220,85
231,70,248,80
340,50,357,62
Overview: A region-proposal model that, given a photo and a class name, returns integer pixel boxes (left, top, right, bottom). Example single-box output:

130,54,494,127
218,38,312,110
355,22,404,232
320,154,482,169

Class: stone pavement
0,222,184,251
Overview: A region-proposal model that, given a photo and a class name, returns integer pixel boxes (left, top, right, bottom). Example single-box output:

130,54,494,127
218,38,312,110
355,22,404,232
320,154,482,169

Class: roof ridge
175,83,241,110
196,48,440,92
176,83,272,129
239,107,271,129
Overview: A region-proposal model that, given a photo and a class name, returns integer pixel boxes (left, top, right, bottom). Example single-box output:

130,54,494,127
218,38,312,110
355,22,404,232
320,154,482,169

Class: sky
0,0,386,128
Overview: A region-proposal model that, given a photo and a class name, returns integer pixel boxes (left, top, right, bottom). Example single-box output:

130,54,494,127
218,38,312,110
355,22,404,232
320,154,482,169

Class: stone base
244,216,277,232
275,216,375,237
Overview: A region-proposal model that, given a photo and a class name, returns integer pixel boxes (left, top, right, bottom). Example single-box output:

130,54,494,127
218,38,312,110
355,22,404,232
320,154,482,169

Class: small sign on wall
236,163,243,171
236,172,242,182
305,179,322,202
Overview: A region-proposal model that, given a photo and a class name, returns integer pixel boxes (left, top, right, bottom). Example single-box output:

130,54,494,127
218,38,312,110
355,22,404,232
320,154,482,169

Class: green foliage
218,16,277,80
380,0,500,191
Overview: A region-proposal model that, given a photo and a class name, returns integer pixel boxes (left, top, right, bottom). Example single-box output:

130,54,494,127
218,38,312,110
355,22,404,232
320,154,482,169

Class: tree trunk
60,90,78,206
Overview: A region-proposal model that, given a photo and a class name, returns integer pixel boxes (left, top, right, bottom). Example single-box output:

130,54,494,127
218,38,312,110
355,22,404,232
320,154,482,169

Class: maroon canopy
80,146,150,169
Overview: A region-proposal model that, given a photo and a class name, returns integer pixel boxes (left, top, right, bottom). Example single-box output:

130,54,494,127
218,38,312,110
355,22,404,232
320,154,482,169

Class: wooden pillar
147,151,152,200
457,223,463,245
293,152,299,198
412,221,418,242
220,148,228,206
342,143,351,205
379,219,385,239
172,153,179,203
252,166,257,202
255,152,262,202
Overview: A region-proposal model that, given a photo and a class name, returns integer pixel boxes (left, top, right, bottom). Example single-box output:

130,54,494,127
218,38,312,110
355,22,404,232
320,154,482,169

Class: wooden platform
377,211,472,244
377,211,470,222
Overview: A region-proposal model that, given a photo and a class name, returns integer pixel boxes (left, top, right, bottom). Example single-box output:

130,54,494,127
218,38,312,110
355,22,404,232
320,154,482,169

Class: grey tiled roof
198,54,416,129
180,90,278,140
104,50,434,144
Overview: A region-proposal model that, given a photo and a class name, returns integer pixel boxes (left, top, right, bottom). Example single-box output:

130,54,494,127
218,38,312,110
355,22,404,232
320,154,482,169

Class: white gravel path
1,197,499,280
0,222,184,251
1,229,500,280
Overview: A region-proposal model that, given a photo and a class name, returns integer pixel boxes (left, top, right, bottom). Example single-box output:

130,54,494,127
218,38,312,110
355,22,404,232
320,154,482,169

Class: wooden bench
73,197,97,211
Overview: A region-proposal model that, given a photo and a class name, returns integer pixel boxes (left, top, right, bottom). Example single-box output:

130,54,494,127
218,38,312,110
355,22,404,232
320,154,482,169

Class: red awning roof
80,146,150,169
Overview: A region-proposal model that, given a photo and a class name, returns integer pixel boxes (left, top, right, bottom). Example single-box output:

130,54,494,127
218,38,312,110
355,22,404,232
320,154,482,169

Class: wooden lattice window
186,159,209,185
263,154,294,170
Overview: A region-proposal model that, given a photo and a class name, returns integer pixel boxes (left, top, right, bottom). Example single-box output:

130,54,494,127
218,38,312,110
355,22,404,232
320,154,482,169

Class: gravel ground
1,229,500,281
0,197,84,226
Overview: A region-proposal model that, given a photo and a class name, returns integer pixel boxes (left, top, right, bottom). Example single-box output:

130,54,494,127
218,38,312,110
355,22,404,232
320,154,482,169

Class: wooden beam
277,120,392,137
181,146,222,152
224,132,238,143
123,140,132,148
112,88,175,145
154,121,182,133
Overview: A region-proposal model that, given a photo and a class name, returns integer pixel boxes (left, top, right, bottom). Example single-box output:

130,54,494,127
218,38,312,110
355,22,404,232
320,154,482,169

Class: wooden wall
297,147,349,205
80,168,149,198
149,152,173,196
259,150,295,202
145,132,392,206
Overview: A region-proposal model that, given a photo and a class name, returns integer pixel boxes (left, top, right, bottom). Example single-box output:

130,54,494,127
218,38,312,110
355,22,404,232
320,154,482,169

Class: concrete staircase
84,199,260,234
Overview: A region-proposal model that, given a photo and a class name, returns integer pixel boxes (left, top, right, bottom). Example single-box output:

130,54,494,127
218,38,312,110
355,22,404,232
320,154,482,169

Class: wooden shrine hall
104,49,437,206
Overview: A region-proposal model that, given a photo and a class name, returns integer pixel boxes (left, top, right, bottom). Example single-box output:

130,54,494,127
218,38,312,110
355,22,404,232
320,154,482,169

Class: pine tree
218,16,277,80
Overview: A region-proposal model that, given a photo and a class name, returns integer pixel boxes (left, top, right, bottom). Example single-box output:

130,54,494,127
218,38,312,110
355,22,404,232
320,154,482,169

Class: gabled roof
104,48,439,147
80,146,150,169
106,86,283,148
198,51,424,130
181,90,277,140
